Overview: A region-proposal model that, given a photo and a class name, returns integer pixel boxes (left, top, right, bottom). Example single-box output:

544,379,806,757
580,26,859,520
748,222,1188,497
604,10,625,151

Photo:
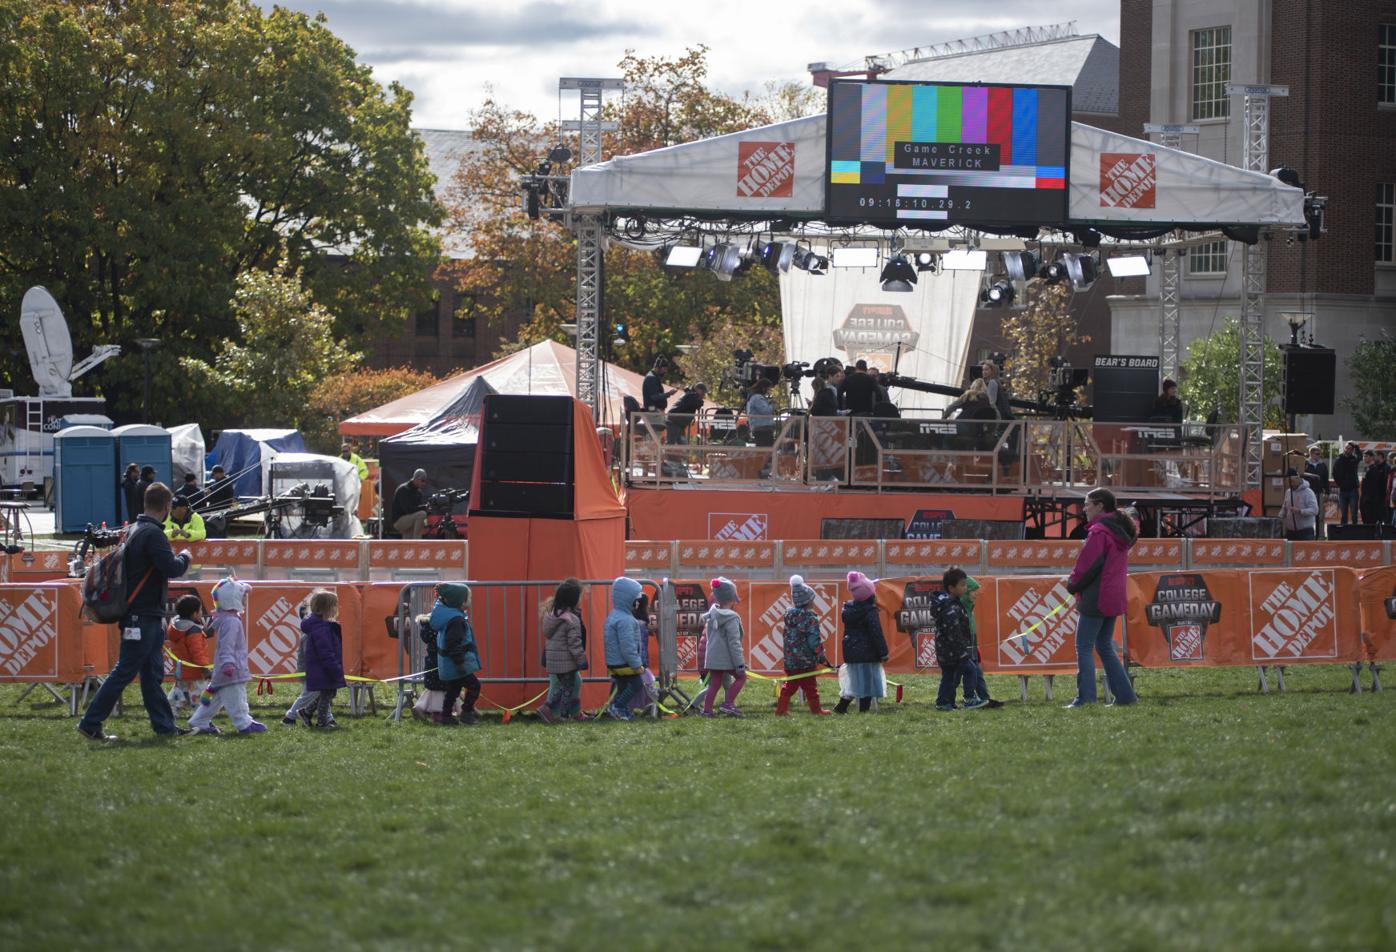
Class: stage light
665,245,703,268
702,243,743,281
941,249,988,271
980,280,1014,306
832,247,880,269
1061,253,1097,290
792,248,828,274
613,322,629,346
913,252,938,274
1106,255,1152,277
1041,259,1070,284
1002,251,1038,282
758,241,796,274
879,255,917,292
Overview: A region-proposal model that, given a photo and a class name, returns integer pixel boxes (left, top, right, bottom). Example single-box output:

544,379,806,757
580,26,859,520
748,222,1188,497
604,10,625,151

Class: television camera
1044,357,1091,420
67,522,124,578
729,349,817,390
201,483,345,539
424,487,469,540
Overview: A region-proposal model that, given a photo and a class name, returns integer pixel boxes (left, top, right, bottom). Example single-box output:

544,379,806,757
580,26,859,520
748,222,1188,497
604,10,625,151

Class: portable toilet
112,423,173,494
54,425,119,533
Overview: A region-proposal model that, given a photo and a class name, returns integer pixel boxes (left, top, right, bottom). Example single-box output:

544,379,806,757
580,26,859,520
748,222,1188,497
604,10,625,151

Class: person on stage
1279,468,1319,541
1151,378,1184,423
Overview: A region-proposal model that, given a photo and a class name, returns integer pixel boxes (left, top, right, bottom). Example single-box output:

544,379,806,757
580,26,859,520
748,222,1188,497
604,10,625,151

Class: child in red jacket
165,594,210,712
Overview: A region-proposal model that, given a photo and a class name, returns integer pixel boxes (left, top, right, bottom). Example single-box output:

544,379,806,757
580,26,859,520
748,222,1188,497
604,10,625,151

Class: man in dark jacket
839,359,880,415
120,463,142,523
1332,442,1360,525
175,472,200,504
77,482,193,741
1360,450,1389,525
1302,446,1331,538
642,357,676,414
205,465,236,509
664,382,707,444
391,469,429,538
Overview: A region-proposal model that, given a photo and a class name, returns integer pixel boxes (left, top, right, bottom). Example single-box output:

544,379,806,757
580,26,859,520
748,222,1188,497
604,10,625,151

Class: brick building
1107,0,1396,437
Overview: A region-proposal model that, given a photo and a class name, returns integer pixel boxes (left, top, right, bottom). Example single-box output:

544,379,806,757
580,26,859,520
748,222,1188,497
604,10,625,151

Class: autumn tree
444,47,786,378
305,365,441,454
0,0,441,423
1000,279,1091,403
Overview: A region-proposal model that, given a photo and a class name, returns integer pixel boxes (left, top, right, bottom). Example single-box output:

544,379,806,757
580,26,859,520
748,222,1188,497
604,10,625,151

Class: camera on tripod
427,488,469,513
1044,357,1090,418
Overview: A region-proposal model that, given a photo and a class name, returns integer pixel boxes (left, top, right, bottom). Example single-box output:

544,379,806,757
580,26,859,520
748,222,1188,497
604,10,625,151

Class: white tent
167,423,205,486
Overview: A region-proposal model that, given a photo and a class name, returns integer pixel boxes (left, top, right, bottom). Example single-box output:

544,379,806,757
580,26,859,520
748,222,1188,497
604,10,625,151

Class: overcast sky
262,0,1121,129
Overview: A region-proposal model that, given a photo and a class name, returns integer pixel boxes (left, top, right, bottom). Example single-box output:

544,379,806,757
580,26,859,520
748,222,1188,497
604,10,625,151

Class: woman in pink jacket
1064,488,1138,707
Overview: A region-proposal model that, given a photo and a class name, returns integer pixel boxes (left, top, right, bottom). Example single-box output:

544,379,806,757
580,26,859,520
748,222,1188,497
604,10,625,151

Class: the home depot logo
736,141,796,198
894,580,943,670
248,595,302,675
1100,152,1156,209
998,579,1078,667
710,512,768,541
0,588,57,677
748,584,837,672
1250,570,1338,660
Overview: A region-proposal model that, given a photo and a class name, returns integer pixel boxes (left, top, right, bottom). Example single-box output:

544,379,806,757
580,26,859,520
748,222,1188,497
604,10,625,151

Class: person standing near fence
432,583,481,726
188,577,266,735
604,577,645,720
538,578,587,724
77,482,194,742
775,575,830,716
699,577,747,717
835,571,887,714
1064,488,1138,708
301,590,346,730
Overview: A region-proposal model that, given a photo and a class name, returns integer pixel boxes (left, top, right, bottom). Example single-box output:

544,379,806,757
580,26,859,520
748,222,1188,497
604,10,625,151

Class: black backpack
81,526,154,624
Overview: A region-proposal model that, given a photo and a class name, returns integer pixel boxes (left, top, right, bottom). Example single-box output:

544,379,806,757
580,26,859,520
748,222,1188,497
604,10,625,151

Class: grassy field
1,666,1392,951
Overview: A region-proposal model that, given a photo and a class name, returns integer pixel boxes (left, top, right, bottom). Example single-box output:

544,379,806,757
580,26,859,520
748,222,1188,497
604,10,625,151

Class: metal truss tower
1143,124,1198,388
560,77,622,416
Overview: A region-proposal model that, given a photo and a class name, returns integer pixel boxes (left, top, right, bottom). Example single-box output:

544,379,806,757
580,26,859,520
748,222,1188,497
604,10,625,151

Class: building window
452,295,477,338
414,304,438,337
1187,240,1228,276
1191,27,1231,120
1379,183,1395,264
1382,24,1396,105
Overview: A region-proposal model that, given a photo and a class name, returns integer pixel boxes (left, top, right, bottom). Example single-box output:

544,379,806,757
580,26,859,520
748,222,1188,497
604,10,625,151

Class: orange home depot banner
185,540,260,571
6,550,70,582
1127,571,1227,666
671,580,710,673
358,583,405,680
675,540,776,573
781,540,878,576
1290,541,1387,569
1246,569,1362,664
261,540,361,572
1189,539,1286,567
1130,539,1185,569
0,584,84,682
366,540,467,571
884,540,984,572
1358,566,1396,661
624,541,674,574
985,540,1081,572
242,583,362,679
743,579,842,675
989,575,1082,673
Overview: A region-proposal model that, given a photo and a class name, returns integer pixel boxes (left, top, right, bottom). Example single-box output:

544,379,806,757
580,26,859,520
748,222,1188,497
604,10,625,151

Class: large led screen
825,81,1071,226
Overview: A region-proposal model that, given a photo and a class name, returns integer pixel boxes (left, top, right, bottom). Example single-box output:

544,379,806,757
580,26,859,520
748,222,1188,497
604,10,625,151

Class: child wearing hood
300,590,346,729
700,577,747,717
604,576,645,720
959,575,1003,708
188,577,265,734
165,594,211,712
538,578,588,723
432,582,481,725
776,575,830,715
835,571,888,714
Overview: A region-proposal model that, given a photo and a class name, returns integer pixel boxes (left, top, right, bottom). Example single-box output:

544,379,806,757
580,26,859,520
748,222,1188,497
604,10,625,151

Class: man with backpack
77,482,194,741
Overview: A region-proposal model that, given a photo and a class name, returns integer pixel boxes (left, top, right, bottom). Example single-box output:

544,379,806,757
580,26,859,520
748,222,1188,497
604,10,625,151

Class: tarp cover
167,423,205,486
207,428,306,498
569,114,1306,227
378,376,495,512
258,451,362,539
340,340,654,437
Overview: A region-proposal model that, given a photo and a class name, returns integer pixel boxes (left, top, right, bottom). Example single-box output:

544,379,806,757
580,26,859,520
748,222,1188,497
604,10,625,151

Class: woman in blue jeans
1064,488,1138,707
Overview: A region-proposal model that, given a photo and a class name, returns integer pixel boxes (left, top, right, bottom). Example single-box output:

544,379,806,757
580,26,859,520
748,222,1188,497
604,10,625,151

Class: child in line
603,577,644,720
412,610,451,722
165,594,211,712
631,593,658,716
700,577,747,717
432,582,480,726
539,578,587,723
960,575,1004,709
282,593,335,727
301,590,346,729
777,575,830,715
188,577,265,734
835,571,887,713
933,569,988,711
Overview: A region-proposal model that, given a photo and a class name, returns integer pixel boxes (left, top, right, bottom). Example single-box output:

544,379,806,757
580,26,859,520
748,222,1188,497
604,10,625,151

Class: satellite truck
0,287,119,498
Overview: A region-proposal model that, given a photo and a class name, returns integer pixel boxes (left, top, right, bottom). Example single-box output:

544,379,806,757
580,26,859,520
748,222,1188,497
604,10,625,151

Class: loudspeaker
485,394,572,426
481,451,571,484
1283,347,1336,415
472,394,576,519
477,481,572,516
483,425,572,454
1327,523,1379,540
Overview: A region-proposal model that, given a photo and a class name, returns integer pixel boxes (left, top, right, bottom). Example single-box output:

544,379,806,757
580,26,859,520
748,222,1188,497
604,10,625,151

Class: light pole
133,338,162,424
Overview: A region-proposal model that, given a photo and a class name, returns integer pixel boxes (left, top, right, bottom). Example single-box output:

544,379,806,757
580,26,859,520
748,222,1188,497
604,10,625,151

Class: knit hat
211,577,249,612
711,576,739,604
963,575,980,595
847,571,877,601
789,574,816,607
436,582,470,609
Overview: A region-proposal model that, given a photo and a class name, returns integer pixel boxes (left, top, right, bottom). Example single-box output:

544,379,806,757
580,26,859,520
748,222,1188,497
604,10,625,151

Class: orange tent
339,340,654,437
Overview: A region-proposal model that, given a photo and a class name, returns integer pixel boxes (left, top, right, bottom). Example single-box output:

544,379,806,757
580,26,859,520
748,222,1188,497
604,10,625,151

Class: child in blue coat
432,582,480,726
603,577,644,720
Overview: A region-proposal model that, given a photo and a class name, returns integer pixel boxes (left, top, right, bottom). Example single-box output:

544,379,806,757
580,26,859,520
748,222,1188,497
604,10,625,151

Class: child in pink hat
835,571,887,713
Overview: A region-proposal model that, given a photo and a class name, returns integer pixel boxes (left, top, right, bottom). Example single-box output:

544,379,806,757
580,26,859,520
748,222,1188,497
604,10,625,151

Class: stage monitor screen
825,80,1071,227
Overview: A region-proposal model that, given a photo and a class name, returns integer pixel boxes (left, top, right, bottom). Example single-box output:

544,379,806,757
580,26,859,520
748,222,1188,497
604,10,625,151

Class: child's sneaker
459,710,479,726
607,704,633,721
281,715,297,725
718,704,744,718
297,708,313,728
314,721,340,731
935,702,958,712
963,696,989,710
536,704,556,724
193,724,221,735
238,721,267,734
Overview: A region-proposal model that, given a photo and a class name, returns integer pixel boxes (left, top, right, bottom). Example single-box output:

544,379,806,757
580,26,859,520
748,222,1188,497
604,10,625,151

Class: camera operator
809,360,844,417
391,469,429,539
745,378,777,448
839,359,879,416
643,356,676,413
664,381,707,444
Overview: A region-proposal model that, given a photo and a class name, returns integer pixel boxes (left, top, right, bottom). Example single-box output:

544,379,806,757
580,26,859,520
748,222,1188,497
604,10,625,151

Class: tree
682,314,787,410
1346,333,1396,439
0,0,442,424
1179,318,1285,427
1001,279,1091,403
181,250,360,432
444,47,785,378
304,365,441,455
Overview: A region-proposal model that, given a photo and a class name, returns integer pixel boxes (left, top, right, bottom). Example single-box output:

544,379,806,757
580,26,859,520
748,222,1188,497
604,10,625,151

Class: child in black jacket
934,568,988,711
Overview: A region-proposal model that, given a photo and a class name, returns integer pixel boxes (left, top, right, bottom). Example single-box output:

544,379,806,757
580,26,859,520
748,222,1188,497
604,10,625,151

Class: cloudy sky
262,0,1120,129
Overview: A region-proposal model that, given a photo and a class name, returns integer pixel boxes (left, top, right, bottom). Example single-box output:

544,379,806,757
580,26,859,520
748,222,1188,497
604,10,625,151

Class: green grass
1,667,1393,951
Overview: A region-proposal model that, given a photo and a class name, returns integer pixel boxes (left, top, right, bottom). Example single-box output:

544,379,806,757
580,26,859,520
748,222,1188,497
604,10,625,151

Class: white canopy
570,114,1305,228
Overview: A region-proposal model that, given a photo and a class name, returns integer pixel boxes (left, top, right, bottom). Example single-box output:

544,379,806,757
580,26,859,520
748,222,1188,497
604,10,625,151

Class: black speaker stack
1282,346,1336,415
471,395,575,519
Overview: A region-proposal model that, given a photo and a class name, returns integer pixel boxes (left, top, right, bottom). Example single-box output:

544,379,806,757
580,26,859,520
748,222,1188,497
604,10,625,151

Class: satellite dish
20,287,75,397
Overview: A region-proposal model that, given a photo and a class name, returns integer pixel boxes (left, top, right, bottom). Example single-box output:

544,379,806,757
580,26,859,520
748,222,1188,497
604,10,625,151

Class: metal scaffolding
560,77,622,416
1159,249,1181,381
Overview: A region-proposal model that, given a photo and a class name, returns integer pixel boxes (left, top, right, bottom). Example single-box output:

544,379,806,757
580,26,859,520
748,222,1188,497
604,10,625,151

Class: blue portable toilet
112,423,173,495
54,425,120,533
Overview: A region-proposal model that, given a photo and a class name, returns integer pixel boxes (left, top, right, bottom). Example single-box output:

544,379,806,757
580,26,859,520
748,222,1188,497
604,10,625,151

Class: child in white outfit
188,577,266,735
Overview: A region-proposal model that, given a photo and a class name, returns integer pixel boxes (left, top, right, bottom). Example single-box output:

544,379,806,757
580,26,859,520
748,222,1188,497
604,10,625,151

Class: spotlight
1041,260,1070,284
665,245,703,268
1061,253,1097,290
792,248,828,274
1002,251,1038,283
758,241,796,274
547,145,573,165
912,252,938,274
613,322,629,346
1106,255,1151,277
879,255,917,292
702,243,742,281
980,280,1014,307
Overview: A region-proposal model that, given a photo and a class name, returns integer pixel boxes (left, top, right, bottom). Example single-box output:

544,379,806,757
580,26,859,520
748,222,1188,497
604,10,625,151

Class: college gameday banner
1358,566,1396,662
1126,568,1364,667
0,584,84,682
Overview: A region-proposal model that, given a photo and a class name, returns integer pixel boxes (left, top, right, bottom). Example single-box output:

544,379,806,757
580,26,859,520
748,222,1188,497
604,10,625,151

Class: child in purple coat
301,590,346,729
